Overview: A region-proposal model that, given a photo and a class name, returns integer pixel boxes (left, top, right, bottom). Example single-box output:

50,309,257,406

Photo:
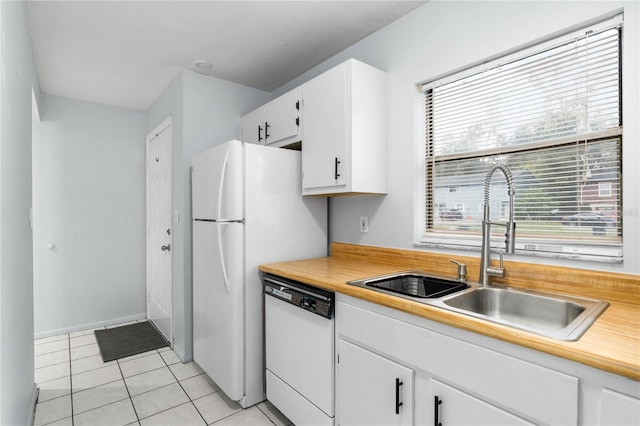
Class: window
599,182,612,197
418,16,623,261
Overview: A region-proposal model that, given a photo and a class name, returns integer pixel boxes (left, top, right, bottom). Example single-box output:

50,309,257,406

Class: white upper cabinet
241,58,387,196
241,107,266,145
301,59,386,196
241,90,300,147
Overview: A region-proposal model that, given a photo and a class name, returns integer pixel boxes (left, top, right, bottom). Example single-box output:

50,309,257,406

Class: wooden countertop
260,242,640,381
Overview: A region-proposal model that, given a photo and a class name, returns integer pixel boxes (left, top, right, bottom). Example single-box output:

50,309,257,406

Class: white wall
32,94,147,336
147,70,268,361
0,1,40,423
272,0,640,275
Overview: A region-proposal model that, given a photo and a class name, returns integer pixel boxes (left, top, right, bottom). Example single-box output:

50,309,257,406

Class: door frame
145,116,173,344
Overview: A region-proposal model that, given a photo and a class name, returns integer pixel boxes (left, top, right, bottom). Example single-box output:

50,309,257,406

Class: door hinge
337,354,340,364
296,100,300,110
296,117,299,127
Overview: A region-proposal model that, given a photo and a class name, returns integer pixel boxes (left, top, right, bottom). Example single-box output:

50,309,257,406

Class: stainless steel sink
442,287,609,340
348,271,468,299
347,271,609,341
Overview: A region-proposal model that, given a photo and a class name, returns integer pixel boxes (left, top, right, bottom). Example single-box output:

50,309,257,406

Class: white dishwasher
263,274,335,426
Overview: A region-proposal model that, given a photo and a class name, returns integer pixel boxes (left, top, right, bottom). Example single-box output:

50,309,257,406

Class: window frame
415,15,624,263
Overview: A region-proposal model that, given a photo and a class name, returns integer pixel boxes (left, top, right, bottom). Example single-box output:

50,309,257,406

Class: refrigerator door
192,220,244,401
192,140,243,221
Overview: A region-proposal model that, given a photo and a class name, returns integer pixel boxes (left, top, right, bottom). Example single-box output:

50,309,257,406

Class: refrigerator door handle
217,222,231,294
217,149,230,221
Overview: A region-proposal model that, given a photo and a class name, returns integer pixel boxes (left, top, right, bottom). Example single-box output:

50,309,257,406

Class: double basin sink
347,271,609,341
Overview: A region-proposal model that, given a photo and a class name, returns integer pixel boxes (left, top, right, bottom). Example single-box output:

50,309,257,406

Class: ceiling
27,1,425,111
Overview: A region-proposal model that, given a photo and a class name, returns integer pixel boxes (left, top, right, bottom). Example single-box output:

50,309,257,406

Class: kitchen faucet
479,164,516,286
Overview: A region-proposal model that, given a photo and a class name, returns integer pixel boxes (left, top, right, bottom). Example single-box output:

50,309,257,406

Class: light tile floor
34,321,293,426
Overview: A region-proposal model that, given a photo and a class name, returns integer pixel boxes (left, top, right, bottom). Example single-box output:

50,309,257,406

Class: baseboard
28,383,39,426
34,313,147,339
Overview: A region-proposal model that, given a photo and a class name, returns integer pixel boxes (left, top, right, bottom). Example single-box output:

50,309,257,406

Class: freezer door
192,140,243,221
192,220,244,401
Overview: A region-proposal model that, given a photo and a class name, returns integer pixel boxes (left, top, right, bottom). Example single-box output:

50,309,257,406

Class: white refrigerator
192,139,327,408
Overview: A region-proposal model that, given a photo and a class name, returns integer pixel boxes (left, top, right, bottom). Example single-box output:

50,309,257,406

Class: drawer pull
395,378,404,415
434,395,443,426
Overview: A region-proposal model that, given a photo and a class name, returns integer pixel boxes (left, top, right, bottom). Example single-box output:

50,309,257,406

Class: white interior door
146,116,173,343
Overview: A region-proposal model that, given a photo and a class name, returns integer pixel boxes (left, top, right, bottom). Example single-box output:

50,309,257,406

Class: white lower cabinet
601,388,640,425
337,339,413,426
335,295,583,426
429,379,533,425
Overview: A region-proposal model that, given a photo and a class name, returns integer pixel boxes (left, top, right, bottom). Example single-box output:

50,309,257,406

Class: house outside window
599,181,612,197
417,15,623,262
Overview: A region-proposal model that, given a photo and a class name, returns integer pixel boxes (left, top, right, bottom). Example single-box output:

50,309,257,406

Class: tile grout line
68,326,105,424
38,325,283,426
116,350,142,424
159,353,283,426
123,349,210,424
68,326,132,423
255,404,280,426
68,333,75,426
160,349,210,425
71,363,168,419
36,334,99,374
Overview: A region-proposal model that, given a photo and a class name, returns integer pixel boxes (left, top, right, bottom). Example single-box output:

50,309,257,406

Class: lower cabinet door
337,339,413,426
601,388,640,426
430,379,534,426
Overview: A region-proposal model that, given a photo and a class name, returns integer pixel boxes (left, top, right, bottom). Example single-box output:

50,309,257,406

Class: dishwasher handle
263,274,335,319
263,276,332,302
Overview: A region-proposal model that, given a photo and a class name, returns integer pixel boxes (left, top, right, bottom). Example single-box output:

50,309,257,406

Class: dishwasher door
265,292,335,418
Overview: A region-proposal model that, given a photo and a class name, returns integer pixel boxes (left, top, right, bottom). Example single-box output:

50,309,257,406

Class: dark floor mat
95,321,169,362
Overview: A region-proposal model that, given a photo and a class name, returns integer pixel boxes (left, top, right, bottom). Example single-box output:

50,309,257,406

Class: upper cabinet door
241,107,266,145
242,106,267,145
241,90,300,147
301,63,349,192
265,90,299,145
301,59,387,196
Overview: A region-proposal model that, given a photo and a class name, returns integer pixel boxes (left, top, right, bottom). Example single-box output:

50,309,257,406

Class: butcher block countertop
259,242,640,381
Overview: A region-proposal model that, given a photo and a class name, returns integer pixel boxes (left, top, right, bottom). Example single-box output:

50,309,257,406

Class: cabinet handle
334,157,341,180
258,125,263,142
434,395,443,426
395,378,404,415
265,122,270,139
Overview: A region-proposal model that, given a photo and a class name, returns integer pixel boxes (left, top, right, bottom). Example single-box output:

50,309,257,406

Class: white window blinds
420,16,623,261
